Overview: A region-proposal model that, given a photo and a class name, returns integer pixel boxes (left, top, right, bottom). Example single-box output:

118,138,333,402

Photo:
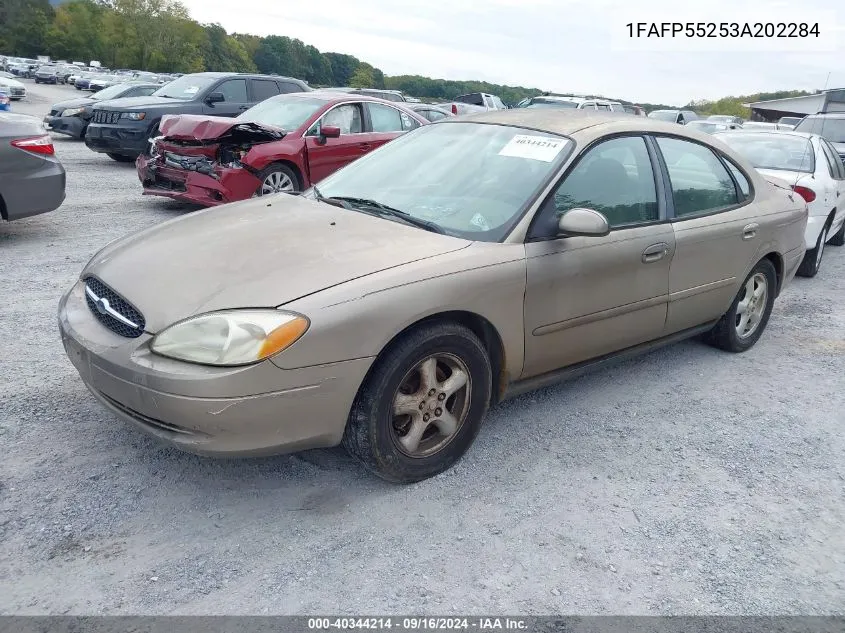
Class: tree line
0,0,817,111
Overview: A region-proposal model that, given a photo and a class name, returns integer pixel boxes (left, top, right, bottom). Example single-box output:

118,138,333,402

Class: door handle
358,143,372,152
742,223,759,240
238,105,250,111
641,242,669,263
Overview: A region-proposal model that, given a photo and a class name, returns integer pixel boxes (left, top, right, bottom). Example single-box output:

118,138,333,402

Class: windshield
718,132,815,173
527,99,579,109
794,116,845,143
93,83,133,100
779,117,802,126
648,110,679,121
311,122,572,241
153,75,216,100
237,95,326,130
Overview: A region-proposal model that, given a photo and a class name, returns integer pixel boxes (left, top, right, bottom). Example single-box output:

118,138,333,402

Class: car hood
0,77,24,89
157,114,284,143
52,96,97,110
94,96,193,110
83,195,471,332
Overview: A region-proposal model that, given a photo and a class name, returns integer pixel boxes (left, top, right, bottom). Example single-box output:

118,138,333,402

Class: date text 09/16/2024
307,617,528,631
626,22,820,38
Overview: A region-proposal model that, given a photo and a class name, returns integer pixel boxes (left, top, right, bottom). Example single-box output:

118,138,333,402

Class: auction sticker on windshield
498,134,566,161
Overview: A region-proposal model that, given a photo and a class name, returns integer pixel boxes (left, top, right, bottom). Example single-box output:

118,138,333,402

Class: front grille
11,88,24,96
49,108,60,116
83,276,146,338
93,110,121,124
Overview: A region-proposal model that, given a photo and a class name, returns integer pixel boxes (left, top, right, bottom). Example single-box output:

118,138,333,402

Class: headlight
61,107,85,117
122,112,146,120
150,310,309,366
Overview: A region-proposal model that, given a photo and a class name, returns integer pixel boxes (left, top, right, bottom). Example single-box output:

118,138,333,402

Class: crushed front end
137,119,285,207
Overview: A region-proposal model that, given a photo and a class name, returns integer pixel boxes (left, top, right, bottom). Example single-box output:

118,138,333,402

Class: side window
821,140,844,179
400,110,420,131
278,82,303,94
548,135,659,229
368,103,404,132
425,109,447,122
656,137,739,217
723,158,751,199
320,103,363,134
215,79,248,103
483,96,494,108
252,79,281,102
492,96,506,109
596,103,611,111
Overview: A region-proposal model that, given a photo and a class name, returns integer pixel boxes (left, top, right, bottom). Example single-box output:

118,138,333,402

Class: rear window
528,98,578,109
648,110,679,122
454,94,484,106
718,132,815,173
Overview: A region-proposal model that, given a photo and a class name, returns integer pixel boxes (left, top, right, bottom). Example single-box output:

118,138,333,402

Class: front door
363,102,420,150
653,136,764,333
305,102,374,183
522,135,673,378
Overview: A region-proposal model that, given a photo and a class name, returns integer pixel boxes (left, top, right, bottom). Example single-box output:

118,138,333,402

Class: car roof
451,109,698,136
290,89,414,105
804,113,845,119
186,72,305,82
719,129,816,140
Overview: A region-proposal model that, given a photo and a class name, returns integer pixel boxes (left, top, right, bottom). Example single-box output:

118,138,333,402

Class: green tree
349,63,374,88
324,52,358,86
0,0,54,56
46,0,105,62
200,23,255,72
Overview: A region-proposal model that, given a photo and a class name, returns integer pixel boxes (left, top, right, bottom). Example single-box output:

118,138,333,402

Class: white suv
518,95,626,112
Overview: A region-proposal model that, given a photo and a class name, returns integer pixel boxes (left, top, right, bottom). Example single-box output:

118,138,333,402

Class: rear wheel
707,258,776,353
254,164,300,197
797,224,828,278
342,322,492,483
829,218,845,246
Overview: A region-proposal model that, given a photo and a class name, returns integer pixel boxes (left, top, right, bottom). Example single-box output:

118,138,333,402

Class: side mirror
206,92,224,104
320,125,341,139
557,208,610,237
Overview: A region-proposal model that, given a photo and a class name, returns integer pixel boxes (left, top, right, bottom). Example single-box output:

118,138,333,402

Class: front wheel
829,218,844,247
254,164,300,197
706,258,777,353
342,322,492,483
106,153,136,163
797,224,828,278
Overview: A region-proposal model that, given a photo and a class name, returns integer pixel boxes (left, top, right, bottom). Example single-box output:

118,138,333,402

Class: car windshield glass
93,83,132,100
237,95,326,130
797,117,845,143
312,122,572,241
528,99,579,109
718,133,815,173
153,75,216,100
779,117,801,126
648,110,678,121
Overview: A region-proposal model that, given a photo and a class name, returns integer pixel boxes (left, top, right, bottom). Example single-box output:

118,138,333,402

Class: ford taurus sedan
59,110,808,483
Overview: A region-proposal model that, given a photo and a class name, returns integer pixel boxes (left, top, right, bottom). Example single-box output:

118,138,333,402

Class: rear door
654,135,763,333
363,102,421,151
819,138,845,228
250,78,281,105
202,78,250,116
304,101,370,183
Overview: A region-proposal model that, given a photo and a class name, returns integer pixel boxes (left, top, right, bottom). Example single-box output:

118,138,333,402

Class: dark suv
84,72,311,162
794,113,845,163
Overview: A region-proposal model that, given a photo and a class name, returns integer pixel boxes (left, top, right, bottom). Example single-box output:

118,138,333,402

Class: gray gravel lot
1,81,843,615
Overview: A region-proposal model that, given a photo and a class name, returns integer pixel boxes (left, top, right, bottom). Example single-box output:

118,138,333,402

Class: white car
521,95,626,113
717,130,845,277
0,71,26,100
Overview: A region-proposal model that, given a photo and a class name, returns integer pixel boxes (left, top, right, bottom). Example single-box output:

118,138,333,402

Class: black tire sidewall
724,260,777,352
348,327,491,483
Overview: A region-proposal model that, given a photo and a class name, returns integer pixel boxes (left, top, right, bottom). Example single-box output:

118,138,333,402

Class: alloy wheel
391,353,472,458
735,272,768,339
259,171,294,195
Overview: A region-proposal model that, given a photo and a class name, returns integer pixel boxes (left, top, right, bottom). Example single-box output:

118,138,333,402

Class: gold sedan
59,109,808,482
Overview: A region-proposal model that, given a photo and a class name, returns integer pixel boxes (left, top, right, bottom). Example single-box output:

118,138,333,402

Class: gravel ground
1,81,844,616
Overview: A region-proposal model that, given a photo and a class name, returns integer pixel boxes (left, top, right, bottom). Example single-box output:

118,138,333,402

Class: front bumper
58,280,372,456
137,154,260,207
85,122,148,157
44,114,87,138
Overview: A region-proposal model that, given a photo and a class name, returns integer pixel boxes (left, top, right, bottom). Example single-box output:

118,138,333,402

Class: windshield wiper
313,185,352,209
320,196,444,234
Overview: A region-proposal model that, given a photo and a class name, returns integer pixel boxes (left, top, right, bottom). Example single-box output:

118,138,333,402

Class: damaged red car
137,91,429,206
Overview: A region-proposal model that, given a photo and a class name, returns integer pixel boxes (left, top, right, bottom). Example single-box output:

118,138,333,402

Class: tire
78,125,88,140
342,322,492,483
797,223,828,278
707,258,777,353
254,163,300,197
106,153,136,163
829,217,845,246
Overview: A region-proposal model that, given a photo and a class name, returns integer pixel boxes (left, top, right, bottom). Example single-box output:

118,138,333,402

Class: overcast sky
181,0,843,105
